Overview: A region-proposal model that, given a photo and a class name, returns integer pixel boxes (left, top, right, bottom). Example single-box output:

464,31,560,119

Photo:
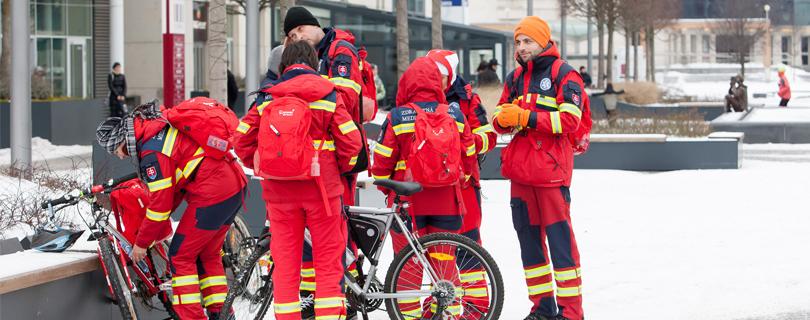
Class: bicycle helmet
30,227,85,253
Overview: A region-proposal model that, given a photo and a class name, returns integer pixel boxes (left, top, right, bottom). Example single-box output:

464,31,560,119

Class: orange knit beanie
514,16,551,47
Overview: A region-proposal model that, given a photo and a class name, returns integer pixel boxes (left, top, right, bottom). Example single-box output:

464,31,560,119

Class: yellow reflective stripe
310,99,337,112
349,156,358,166
315,297,345,309
466,144,476,156
312,140,336,151
175,168,183,181
147,177,172,192
330,77,362,94
550,111,562,134
398,297,421,304
300,281,316,291
477,132,491,154
161,127,179,156
146,208,171,221
527,282,554,295
428,252,454,261
182,156,204,179
338,121,358,134
518,94,559,109
172,293,202,305
464,287,489,297
171,274,199,288
373,143,393,157
236,121,251,134
315,316,342,320
372,174,391,180
493,105,503,117
301,268,316,278
456,121,465,133
194,147,204,156
395,160,407,171
401,308,422,318
557,285,582,297
465,174,472,182
349,269,359,278
199,275,227,289
472,124,494,134
525,264,552,279
559,103,582,118
256,100,272,116
430,303,461,315
460,271,486,283
274,301,302,314
392,123,415,135
554,268,582,281
203,293,227,307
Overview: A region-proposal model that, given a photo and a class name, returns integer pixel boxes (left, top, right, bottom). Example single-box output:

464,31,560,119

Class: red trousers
511,183,583,320
169,189,243,319
456,186,490,318
268,196,347,320
301,174,358,293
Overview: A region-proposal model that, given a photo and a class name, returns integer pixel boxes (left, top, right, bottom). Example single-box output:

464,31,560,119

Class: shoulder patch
138,153,163,183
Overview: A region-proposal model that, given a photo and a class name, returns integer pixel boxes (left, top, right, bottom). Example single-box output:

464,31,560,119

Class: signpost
163,0,186,108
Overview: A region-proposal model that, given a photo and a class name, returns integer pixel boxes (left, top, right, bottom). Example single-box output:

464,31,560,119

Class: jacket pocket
510,198,530,231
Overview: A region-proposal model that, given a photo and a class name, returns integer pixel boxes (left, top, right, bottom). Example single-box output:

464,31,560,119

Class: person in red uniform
371,56,477,319
283,9,371,307
425,49,497,318
96,103,248,320
233,41,363,320
493,16,587,320
777,65,791,107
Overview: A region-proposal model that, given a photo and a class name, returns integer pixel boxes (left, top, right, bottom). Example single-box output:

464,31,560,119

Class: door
67,38,87,98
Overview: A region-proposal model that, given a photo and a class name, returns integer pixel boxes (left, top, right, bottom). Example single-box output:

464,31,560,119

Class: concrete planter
0,99,106,149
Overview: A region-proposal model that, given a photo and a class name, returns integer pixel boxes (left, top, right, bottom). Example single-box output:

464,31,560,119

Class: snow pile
0,137,92,170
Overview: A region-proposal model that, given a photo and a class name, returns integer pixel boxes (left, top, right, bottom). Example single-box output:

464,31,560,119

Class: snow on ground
0,137,92,170
658,64,810,107
741,107,810,122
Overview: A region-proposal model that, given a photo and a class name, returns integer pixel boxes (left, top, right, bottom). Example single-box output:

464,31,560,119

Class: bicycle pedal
158,282,172,291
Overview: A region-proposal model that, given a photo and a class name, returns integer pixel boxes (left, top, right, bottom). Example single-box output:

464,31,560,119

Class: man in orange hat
492,16,591,320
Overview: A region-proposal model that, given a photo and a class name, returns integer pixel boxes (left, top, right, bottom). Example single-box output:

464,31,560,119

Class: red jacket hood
395,57,448,106
266,64,334,101
332,28,356,44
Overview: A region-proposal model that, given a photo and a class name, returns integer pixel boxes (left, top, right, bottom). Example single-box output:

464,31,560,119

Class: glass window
67,0,91,36
36,0,66,35
408,0,425,15
782,36,791,64
702,35,710,53
302,6,331,27
52,38,66,96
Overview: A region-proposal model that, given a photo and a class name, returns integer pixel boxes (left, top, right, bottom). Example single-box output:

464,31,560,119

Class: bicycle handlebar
40,172,139,209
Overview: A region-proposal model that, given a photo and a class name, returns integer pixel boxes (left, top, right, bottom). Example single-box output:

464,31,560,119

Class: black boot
300,291,316,320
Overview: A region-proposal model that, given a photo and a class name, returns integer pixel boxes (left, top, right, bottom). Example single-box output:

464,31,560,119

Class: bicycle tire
383,232,504,320
224,214,255,276
99,237,140,320
220,244,273,320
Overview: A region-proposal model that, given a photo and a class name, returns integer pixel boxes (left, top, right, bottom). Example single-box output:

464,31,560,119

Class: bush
592,108,711,137
611,82,662,105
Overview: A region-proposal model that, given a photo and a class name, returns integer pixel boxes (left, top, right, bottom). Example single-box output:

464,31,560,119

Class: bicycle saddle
373,179,422,196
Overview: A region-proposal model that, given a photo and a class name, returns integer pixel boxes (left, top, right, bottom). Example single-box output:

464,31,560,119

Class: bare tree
432,0,442,49
0,0,10,98
396,0,410,80
618,0,646,81
719,0,767,77
227,0,274,15
640,0,680,82
207,0,228,104
567,0,607,88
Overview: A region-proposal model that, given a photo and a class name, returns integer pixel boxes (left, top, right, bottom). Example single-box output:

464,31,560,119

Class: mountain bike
221,179,504,320
39,173,254,320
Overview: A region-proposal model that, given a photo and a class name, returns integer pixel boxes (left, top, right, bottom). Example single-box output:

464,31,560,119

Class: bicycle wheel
220,243,274,320
224,213,255,276
99,236,140,320
384,232,504,320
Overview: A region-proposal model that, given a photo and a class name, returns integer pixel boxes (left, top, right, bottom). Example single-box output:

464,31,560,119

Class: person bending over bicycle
371,55,478,319
96,100,247,320
233,41,363,320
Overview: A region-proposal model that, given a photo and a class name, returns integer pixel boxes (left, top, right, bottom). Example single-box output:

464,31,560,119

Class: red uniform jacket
446,77,497,188
233,64,363,203
134,118,247,248
494,41,586,187
778,73,791,100
371,57,477,215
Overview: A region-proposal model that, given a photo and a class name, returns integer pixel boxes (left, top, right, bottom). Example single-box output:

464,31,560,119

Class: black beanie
284,7,320,36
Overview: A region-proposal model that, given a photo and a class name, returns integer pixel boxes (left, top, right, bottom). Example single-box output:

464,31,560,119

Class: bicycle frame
300,199,442,302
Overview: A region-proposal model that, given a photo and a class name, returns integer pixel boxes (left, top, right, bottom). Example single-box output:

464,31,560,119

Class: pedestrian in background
478,59,501,87
579,66,592,88
777,65,791,107
107,62,127,117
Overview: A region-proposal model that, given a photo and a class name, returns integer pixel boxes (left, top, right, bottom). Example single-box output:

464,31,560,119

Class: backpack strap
551,59,575,95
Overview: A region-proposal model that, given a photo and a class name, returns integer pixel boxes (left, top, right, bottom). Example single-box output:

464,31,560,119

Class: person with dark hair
579,66,593,88
107,62,127,117
477,58,500,87
233,41,362,320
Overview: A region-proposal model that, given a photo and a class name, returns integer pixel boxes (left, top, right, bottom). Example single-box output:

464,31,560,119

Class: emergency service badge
338,65,349,77
540,78,552,91
572,93,581,106
146,166,158,180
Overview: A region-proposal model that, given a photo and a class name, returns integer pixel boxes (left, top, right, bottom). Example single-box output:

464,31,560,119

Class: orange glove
495,105,532,128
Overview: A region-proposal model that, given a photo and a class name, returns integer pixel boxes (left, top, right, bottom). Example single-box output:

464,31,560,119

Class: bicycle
38,173,255,320
222,179,504,320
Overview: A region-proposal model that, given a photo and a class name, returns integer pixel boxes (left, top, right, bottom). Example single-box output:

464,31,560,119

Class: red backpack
405,103,464,187
254,97,335,215
163,97,240,159
109,179,171,244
